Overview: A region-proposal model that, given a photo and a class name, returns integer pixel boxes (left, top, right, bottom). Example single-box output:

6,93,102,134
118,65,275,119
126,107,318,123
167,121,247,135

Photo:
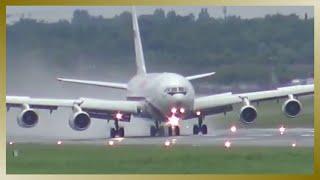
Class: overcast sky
7,6,313,23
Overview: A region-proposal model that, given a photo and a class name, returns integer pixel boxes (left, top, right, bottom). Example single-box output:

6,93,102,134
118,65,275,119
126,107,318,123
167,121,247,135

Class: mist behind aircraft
6,7,314,139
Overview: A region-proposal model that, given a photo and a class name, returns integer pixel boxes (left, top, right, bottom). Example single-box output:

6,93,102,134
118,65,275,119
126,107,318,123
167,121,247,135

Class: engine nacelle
240,105,257,124
282,97,302,118
69,110,91,131
17,107,39,128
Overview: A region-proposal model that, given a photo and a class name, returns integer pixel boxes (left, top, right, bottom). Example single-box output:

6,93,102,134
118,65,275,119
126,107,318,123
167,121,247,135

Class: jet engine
282,95,302,118
17,105,39,128
239,98,257,123
69,105,91,131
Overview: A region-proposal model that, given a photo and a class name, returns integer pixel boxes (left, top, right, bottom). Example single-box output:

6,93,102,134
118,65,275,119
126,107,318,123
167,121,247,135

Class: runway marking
245,134,273,137
301,134,314,137
7,128,314,147
214,137,255,141
199,134,218,137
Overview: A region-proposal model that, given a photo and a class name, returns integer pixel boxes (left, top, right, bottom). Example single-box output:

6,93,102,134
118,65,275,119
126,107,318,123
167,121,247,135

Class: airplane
6,8,314,138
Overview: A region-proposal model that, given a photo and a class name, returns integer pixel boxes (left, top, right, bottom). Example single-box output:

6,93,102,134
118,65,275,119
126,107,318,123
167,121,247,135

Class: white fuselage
126,73,195,123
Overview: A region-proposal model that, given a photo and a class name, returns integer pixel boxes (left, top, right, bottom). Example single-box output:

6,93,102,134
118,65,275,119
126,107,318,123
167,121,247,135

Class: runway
7,128,314,147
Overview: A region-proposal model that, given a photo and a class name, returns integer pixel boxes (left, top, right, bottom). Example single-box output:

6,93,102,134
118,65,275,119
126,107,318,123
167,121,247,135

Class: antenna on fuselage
132,7,147,75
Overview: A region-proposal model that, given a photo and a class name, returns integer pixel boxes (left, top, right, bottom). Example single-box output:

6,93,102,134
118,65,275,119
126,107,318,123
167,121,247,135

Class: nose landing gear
193,116,207,135
168,125,180,136
150,121,180,137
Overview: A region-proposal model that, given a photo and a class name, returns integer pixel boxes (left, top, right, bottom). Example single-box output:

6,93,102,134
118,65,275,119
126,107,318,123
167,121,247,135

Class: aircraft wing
6,96,143,117
186,72,215,81
57,78,127,90
193,84,314,116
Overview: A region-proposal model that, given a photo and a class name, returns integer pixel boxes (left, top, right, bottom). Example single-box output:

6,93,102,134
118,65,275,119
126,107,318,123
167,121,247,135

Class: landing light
224,140,231,148
292,143,296,147
180,108,185,113
196,111,201,116
116,112,123,120
9,141,14,145
167,115,179,126
230,125,237,133
57,140,63,145
171,107,177,114
164,140,171,147
279,126,286,135
108,140,114,146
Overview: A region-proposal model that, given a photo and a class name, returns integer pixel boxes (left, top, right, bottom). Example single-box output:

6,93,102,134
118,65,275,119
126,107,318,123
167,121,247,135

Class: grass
6,144,313,174
6,95,314,174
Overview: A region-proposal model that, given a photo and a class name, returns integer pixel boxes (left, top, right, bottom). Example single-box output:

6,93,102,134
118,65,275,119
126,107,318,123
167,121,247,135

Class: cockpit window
165,87,187,95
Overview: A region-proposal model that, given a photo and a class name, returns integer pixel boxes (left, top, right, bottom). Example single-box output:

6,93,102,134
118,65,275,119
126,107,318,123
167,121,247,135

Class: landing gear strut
150,125,157,137
193,116,207,135
168,125,180,136
110,119,125,138
150,120,159,137
150,121,180,137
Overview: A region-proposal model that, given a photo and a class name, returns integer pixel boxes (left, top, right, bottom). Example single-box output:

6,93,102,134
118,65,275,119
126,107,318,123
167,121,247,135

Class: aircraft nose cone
172,94,185,104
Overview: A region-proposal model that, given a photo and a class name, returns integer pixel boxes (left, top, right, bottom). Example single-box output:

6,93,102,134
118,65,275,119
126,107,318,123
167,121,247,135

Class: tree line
7,8,314,86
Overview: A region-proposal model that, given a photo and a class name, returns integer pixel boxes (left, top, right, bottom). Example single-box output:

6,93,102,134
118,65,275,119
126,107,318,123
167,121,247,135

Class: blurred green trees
7,9,313,85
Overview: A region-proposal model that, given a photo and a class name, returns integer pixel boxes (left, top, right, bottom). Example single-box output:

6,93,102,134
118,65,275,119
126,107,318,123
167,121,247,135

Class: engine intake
17,107,39,128
282,97,302,118
240,105,257,123
69,106,91,131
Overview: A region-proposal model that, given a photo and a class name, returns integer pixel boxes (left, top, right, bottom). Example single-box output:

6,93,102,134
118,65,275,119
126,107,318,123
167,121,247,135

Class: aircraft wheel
168,126,173,136
174,126,180,136
193,125,199,135
110,128,116,138
119,127,125,137
158,126,165,136
150,126,157,137
201,124,207,135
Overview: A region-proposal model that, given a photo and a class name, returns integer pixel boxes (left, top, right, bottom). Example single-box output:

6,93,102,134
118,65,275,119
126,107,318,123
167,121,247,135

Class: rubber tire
174,126,180,136
201,124,208,135
158,126,165,136
168,126,173,136
150,126,157,137
193,125,199,135
118,127,125,137
110,128,116,138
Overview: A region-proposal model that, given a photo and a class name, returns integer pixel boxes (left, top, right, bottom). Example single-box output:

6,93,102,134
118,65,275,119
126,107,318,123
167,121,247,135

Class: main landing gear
168,125,180,136
150,121,180,137
150,120,161,137
193,116,207,135
110,119,125,138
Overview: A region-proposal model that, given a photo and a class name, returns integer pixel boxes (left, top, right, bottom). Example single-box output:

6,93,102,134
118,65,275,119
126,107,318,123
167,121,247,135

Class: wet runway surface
7,128,314,147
